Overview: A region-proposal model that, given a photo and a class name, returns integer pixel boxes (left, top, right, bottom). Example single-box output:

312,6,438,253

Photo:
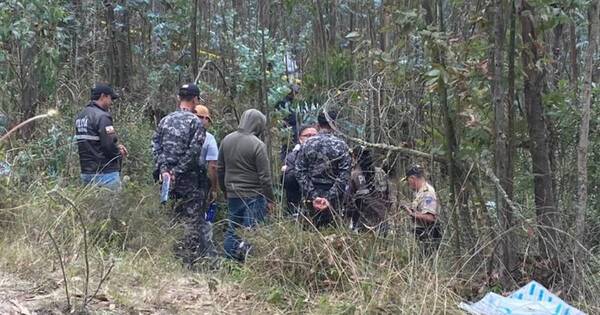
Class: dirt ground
0,271,275,314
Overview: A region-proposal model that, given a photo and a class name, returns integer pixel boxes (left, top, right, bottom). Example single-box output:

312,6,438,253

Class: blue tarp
459,281,585,315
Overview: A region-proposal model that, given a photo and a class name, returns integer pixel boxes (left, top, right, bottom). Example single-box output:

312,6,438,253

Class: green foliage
232,29,290,107
0,0,69,117
304,51,354,90
6,121,76,185
1,0,600,312
391,8,421,35
111,107,156,184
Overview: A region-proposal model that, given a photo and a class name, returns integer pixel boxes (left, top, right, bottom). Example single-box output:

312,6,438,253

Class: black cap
91,83,119,100
178,83,200,97
402,164,424,181
318,110,338,125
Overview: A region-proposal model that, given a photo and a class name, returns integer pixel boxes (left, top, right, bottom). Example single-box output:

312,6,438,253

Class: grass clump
237,219,464,313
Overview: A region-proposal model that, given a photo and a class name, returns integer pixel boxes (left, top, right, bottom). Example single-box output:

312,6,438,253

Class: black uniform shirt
75,102,121,174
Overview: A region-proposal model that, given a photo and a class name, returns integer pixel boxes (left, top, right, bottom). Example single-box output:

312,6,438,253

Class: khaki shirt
411,182,439,226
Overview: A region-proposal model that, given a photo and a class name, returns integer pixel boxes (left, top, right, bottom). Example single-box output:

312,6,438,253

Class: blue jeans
80,172,121,191
224,196,267,261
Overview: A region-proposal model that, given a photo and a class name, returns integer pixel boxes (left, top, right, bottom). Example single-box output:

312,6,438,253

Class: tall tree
575,0,598,259
491,0,516,288
191,0,199,77
435,0,474,253
569,12,579,95
519,0,559,261
104,0,131,88
315,0,331,86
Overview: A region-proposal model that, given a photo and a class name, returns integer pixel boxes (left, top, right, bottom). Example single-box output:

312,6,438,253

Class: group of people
74,83,442,265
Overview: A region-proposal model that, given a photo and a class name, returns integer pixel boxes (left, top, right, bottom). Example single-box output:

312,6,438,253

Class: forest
0,0,599,313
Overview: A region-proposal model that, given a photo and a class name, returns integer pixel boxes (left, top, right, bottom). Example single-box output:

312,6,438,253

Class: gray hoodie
218,109,274,201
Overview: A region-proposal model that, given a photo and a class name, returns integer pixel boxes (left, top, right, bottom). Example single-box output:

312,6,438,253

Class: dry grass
0,184,276,314
0,179,599,314
235,219,465,314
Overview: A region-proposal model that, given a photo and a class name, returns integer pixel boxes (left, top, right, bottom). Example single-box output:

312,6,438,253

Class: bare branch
48,231,71,311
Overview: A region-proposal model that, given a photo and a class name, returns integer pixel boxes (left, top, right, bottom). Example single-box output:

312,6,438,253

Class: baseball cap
401,164,424,181
179,83,200,97
194,105,212,122
91,83,119,100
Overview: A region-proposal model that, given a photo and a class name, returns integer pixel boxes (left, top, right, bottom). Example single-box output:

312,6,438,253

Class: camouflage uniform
152,108,212,263
295,130,351,227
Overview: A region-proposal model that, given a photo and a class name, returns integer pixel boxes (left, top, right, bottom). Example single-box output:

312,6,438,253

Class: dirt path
0,272,275,314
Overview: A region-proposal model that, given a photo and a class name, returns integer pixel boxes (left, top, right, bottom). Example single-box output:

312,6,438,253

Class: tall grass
1,105,599,314
227,219,465,314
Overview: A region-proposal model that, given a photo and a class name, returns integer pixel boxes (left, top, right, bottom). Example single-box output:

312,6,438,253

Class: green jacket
217,109,274,201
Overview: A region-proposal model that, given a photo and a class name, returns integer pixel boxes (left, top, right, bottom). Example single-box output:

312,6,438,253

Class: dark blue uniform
152,108,213,263
295,130,351,226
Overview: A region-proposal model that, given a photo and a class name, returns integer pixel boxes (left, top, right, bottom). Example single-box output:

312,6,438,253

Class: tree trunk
18,44,40,138
551,22,563,87
258,1,272,164
519,0,559,261
507,0,517,202
575,0,598,263
191,0,199,78
71,0,83,74
437,0,472,253
118,0,132,89
104,0,131,88
328,0,338,49
422,0,435,25
492,0,516,289
105,0,117,85
315,0,330,86
569,15,578,96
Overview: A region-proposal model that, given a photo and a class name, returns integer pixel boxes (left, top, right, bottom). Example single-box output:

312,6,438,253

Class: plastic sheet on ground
459,280,586,315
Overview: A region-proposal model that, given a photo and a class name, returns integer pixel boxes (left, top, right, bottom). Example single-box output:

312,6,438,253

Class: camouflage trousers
171,173,215,264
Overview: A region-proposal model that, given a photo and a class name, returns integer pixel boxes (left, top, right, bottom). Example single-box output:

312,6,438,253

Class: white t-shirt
200,132,218,166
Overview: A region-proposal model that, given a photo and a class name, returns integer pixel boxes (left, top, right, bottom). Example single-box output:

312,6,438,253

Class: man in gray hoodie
218,109,274,261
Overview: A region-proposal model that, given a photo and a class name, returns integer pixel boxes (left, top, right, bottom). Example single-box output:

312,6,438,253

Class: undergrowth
1,107,599,314
2,171,600,313
234,220,464,314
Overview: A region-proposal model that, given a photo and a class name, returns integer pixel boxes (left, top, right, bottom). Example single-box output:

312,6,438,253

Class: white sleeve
204,133,219,161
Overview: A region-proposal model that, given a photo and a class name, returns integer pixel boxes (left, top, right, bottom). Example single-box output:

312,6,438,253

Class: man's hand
160,171,175,184
118,144,128,158
267,202,276,213
281,165,288,172
312,197,331,211
399,201,412,214
402,204,413,216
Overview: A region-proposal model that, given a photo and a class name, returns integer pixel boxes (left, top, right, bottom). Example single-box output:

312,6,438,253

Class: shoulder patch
424,196,434,205
105,125,116,134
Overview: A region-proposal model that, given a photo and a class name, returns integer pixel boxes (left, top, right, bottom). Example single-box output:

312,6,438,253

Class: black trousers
413,223,442,256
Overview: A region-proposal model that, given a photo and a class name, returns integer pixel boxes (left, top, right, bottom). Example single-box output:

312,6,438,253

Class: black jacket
283,146,301,206
75,102,121,174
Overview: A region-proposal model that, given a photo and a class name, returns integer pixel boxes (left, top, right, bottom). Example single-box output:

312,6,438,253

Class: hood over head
238,109,266,137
